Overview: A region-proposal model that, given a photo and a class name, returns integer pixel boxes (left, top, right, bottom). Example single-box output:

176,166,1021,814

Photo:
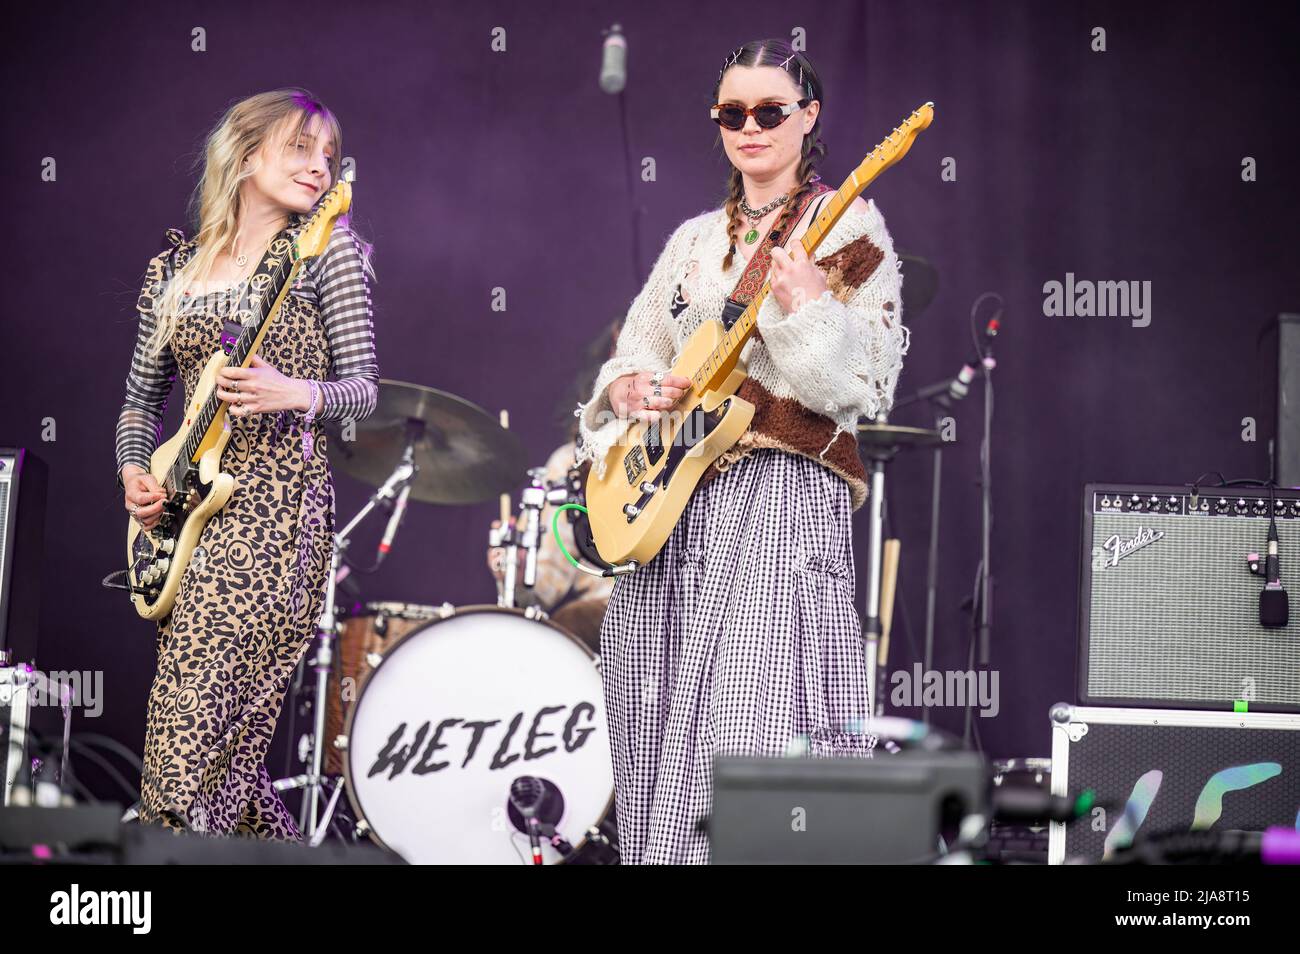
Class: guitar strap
720,182,833,331
160,227,245,356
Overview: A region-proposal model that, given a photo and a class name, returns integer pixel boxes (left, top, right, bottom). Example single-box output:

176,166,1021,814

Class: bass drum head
343,605,613,864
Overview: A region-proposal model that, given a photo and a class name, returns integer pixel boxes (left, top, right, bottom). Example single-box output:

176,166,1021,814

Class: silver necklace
739,192,790,244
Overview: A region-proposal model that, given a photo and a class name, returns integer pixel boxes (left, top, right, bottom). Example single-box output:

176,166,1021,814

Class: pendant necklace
739,192,790,245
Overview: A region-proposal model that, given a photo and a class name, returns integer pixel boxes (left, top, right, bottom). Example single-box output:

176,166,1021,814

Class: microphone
599,24,627,94
1260,515,1289,628
509,776,546,865
376,484,411,564
949,363,976,401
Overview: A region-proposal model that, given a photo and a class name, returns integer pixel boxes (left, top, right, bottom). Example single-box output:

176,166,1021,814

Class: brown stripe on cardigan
698,377,869,510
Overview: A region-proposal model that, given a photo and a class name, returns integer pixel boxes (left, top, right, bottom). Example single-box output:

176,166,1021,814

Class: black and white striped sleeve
115,252,176,485
306,224,378,424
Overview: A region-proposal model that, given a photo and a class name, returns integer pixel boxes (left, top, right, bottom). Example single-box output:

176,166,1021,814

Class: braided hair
714,40,827,272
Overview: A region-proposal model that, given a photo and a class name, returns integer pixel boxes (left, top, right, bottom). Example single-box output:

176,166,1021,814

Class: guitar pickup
623,445,646,485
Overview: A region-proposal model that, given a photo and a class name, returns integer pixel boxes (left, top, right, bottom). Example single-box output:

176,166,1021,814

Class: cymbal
323,379,526,504
856,422,947,450
898,252,938,318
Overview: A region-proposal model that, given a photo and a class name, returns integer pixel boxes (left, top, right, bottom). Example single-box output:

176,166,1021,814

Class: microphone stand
890,374,971,723
278,429,419,841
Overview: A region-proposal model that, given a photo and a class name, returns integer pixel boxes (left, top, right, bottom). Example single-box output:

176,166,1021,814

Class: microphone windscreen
1260,585,1289,628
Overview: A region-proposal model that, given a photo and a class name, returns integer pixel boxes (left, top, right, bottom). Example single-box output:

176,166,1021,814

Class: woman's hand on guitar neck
609,371,691,423
122,464,166,531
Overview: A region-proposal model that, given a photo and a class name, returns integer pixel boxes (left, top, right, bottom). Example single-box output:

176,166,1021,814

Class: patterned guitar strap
160,225,288,357
719,181,833,331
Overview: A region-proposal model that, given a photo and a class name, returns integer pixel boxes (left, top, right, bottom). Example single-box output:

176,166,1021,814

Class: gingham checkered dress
599,447,876,865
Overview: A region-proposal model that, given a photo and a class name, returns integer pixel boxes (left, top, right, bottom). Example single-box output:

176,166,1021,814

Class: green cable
551,503,589,569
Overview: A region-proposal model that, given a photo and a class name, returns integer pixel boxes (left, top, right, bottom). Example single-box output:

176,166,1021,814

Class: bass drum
342,605,616,864
326,602,444,776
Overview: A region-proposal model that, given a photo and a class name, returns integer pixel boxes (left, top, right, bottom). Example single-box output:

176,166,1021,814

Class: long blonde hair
147,88,356,356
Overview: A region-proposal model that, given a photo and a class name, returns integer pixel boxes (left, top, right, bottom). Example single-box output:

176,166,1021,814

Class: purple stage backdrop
1,0,1297,803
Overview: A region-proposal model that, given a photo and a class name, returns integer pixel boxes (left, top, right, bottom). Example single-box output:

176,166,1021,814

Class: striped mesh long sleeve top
115,222,379,482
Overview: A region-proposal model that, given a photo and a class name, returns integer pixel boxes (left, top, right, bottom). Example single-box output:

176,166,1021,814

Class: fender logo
1100,526,1164,569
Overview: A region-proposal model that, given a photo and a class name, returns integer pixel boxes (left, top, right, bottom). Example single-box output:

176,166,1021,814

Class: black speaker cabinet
1278,314,1299,488
1049,704,1300,864
0,449,46,666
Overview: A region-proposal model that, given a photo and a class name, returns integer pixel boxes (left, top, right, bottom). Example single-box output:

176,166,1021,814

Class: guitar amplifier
1079,483,1300,712
1048,704,1300,864
0,449,46,666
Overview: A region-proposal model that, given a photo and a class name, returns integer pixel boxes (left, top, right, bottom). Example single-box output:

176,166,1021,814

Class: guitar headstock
850,102,935,192
294,175,353,259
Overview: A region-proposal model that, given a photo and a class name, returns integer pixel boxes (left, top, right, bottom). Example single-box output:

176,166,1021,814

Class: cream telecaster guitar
125,179,352,620
584,103,934,567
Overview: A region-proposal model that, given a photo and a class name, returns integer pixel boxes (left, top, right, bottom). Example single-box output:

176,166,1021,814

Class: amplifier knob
1235,498,1248,515
1252,500,1268,516
1291,501,1300,516
1216,497,1229,513
1147,495,1160,511
160,538,176,554
155,558,170,576
1166,496,1178,511
1129,494,1141,510
1275,499,1287,513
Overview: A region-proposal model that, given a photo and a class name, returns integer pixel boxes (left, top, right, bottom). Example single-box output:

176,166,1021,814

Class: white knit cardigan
576,198,910,480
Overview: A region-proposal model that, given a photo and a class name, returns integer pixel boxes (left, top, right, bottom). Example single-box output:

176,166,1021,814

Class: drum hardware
493,467,631,609
276,435,420,841
854,422,944,716
325,604,447,777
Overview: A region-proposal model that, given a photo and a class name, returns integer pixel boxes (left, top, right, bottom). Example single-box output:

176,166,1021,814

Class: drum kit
273,379,619,864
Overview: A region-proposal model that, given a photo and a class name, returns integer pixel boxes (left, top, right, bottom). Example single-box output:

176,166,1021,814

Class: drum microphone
510,775,546,865
599,24,627,94
376,483,411,565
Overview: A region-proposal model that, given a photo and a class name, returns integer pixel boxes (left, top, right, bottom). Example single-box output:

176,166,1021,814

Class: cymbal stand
860,417,900,718
277,432,418,841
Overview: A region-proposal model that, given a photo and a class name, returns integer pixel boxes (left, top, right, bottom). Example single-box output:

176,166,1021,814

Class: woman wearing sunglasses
576,39,910,864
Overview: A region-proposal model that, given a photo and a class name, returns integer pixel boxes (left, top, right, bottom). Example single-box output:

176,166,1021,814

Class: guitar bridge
623,444,646,485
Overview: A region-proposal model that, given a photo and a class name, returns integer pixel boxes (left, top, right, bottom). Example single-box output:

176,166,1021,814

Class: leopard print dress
137,243,336,841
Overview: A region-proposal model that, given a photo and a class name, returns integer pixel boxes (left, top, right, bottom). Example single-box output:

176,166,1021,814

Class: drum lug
524,605,549,621
365,651,383,668
333,734,348,751
355,819,370,836
437,602,456,619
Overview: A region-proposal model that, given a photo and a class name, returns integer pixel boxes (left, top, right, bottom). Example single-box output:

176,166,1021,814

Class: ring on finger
231,381,239,393
653,383,662,398
650,371,664,386
131,503,139,515
642,394,650,408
